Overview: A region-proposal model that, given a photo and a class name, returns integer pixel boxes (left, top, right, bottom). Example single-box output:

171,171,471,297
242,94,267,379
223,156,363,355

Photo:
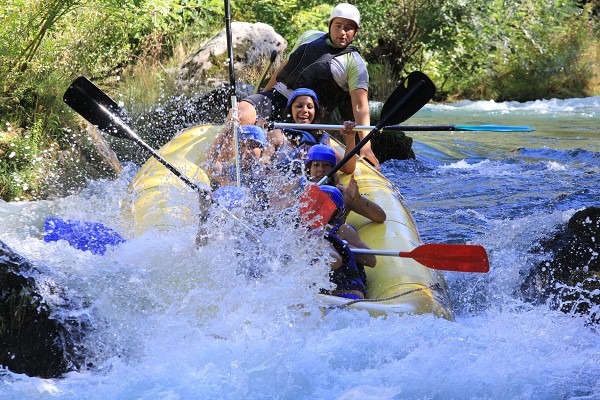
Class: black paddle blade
379,71,436,126
63,77,131,139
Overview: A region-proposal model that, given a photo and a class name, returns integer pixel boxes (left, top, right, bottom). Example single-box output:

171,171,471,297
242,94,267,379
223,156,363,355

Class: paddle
317,71,436,186
298,184,338,229
64,77,205,193
253,49,277,94
224,0,241,187
270,122,535,132
44,217,125,255
351,244,489,273
63,76,263,242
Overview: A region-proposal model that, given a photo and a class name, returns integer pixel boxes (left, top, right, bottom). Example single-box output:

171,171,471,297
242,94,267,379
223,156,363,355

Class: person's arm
350,88,380,170
206,108,237,164
338,175,386,223
337,121,357,174
326,242,343,270
312,235,343,270
337,224,377,267
204,119,233,187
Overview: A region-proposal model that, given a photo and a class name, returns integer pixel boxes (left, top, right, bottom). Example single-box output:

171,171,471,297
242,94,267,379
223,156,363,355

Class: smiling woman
262,87,359,174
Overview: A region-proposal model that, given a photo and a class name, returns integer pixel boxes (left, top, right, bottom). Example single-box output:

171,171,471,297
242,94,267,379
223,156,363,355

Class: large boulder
520,206,600,324
176,22,287,90
0,240,91,377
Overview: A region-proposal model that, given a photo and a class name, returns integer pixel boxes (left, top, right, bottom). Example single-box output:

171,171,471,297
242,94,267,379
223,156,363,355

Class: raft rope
327,282,443,310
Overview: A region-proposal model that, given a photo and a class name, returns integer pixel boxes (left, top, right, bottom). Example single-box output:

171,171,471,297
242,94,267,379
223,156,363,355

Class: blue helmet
238,125,268,147
212,186,248,209
287,88,320,108
305,144,337,167
320,185,345,215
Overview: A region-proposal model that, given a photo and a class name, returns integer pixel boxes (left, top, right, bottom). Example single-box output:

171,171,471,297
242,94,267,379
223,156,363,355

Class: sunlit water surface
1,97,599,399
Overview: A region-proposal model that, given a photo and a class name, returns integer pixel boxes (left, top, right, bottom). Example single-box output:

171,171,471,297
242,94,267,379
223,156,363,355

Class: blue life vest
324,223,366,293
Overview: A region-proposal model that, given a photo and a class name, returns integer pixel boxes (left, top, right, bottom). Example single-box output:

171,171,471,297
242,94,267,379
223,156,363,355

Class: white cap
328,3,361,28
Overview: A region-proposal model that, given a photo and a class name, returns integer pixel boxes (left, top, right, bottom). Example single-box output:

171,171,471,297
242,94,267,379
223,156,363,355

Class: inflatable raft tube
125,124,454,320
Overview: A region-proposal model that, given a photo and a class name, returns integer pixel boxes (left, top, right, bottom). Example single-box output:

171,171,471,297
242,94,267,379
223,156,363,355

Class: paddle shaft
317,79,428,185
68,84,203,192
224,0,235,92
64,79,262,242
224,0,241,187
253,49,277,94
351,244,489,273
271,123,535,132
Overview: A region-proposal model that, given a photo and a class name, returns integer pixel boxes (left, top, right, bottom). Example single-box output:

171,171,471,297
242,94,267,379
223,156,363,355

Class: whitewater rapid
1,96,599,399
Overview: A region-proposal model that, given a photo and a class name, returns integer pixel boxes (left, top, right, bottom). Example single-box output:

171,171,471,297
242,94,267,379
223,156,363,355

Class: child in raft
315,185,377,299
305,144,386,223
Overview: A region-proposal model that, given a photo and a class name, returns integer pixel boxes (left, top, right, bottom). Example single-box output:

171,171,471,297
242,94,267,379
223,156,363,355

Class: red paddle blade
400,244,490,273
299,184,337,229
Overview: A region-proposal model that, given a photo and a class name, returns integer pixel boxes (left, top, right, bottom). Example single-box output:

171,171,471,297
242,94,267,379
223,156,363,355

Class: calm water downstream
0,96,599,399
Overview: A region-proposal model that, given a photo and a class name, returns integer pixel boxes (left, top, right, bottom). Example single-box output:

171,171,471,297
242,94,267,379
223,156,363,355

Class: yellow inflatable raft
124,124,454,320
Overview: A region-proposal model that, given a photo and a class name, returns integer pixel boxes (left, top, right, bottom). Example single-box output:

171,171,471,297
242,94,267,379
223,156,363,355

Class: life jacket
277,35,358,113
324,223,366,293
275,130,329,174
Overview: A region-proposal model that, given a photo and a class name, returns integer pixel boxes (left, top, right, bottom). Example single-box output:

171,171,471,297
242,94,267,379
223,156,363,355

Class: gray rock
177,22,287,90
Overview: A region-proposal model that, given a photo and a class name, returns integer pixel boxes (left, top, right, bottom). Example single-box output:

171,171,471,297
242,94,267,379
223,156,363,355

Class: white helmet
328,3,361,29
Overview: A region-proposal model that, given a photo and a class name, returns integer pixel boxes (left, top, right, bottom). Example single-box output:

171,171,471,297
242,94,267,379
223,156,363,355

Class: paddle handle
271,123,534,132
67,84,204,193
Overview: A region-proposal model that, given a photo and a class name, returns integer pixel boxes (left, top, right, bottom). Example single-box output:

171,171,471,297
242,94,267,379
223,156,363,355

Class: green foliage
355,0,442,80
409,0,594,100
236,0,334,45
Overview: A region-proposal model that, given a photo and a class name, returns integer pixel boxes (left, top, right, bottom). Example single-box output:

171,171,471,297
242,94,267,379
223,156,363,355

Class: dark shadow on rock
0,240,93,377
371,131,415,162
520,206,600,324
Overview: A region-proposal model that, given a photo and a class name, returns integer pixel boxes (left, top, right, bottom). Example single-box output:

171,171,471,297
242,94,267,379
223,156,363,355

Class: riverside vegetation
1,0,599,201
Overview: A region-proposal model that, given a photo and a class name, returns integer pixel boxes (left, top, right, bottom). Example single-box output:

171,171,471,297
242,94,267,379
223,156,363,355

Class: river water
1,97,599,399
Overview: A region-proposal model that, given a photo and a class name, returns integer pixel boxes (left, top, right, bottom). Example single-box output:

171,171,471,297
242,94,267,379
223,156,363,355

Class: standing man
237,3,380,169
